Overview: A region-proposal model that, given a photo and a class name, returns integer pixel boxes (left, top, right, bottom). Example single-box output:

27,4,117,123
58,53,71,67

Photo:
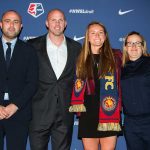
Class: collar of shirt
2,37,17,58
46,33,67,49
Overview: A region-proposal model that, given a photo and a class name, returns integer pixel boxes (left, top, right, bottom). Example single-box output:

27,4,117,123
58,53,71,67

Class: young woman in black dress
70,21,122,150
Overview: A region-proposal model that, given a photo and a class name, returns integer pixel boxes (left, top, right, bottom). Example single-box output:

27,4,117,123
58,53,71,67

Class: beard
2,29,20,40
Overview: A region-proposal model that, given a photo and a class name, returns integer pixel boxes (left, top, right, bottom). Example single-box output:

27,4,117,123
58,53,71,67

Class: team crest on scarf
102,96,116,111
74,79,85,97
100,73,118,116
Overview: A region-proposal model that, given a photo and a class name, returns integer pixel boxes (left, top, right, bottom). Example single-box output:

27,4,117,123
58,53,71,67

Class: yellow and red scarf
69,50,122,131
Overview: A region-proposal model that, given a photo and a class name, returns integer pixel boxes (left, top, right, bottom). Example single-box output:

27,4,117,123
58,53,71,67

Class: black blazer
0,38,38,122
28,34,81,129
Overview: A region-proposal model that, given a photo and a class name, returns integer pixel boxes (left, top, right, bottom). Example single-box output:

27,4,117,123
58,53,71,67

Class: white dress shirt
46,34,67,79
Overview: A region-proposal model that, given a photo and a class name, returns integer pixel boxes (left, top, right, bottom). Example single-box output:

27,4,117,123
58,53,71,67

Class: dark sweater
121,56,150,116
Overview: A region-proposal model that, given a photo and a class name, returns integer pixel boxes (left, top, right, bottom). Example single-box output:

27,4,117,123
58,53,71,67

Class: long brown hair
76,21,115,79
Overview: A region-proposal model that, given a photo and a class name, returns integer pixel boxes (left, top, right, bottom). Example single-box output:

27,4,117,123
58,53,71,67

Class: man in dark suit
0,10,38,150
28,9,81,150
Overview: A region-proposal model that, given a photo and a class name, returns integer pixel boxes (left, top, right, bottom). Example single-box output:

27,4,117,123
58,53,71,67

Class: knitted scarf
69,50,122,131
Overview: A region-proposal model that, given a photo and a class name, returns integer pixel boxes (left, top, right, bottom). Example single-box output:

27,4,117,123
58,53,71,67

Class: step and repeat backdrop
1,0,150,149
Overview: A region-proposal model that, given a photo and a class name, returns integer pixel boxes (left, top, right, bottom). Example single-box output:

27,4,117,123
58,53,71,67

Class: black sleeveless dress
78,54,121,138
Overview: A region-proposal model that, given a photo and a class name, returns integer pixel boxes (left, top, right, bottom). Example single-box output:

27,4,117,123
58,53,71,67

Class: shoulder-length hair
76,21,115,79
122,31,148,66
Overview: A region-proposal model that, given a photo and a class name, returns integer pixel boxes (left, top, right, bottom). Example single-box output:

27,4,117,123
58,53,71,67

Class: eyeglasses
126,41,143,47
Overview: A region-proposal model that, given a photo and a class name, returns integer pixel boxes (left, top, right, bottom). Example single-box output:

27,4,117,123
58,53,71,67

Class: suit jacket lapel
40,36,50,66
0,38,8,70
39,35,57,80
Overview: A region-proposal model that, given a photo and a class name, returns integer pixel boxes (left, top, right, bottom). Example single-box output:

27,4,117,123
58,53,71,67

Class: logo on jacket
118,9,134,15
27,3,44,18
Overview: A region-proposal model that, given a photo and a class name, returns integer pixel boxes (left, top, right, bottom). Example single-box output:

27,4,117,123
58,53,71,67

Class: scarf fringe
69,104,86,112
97,123,121,131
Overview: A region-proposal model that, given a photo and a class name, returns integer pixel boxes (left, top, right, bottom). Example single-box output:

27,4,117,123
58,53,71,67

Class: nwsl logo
27,3,44,18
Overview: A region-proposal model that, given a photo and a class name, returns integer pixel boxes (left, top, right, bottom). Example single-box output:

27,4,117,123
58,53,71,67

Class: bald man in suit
28,9,81,150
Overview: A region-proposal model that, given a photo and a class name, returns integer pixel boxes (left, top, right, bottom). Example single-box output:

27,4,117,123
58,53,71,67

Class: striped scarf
69,49,122,131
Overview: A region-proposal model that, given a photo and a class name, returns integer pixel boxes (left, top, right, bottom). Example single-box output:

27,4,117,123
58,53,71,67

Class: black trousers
29,103,73,150
0,119,29,150
124,115,150,150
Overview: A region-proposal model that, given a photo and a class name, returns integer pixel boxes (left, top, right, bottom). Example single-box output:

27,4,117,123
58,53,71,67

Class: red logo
27,3,44,18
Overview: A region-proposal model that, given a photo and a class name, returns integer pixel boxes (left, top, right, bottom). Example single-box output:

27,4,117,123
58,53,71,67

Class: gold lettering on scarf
105,76,114,90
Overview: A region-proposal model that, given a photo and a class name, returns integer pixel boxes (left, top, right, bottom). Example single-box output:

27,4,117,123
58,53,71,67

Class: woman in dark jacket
121,31,150,150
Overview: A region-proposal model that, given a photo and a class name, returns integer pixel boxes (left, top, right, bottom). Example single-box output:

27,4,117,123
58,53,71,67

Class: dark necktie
6,42,11,67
